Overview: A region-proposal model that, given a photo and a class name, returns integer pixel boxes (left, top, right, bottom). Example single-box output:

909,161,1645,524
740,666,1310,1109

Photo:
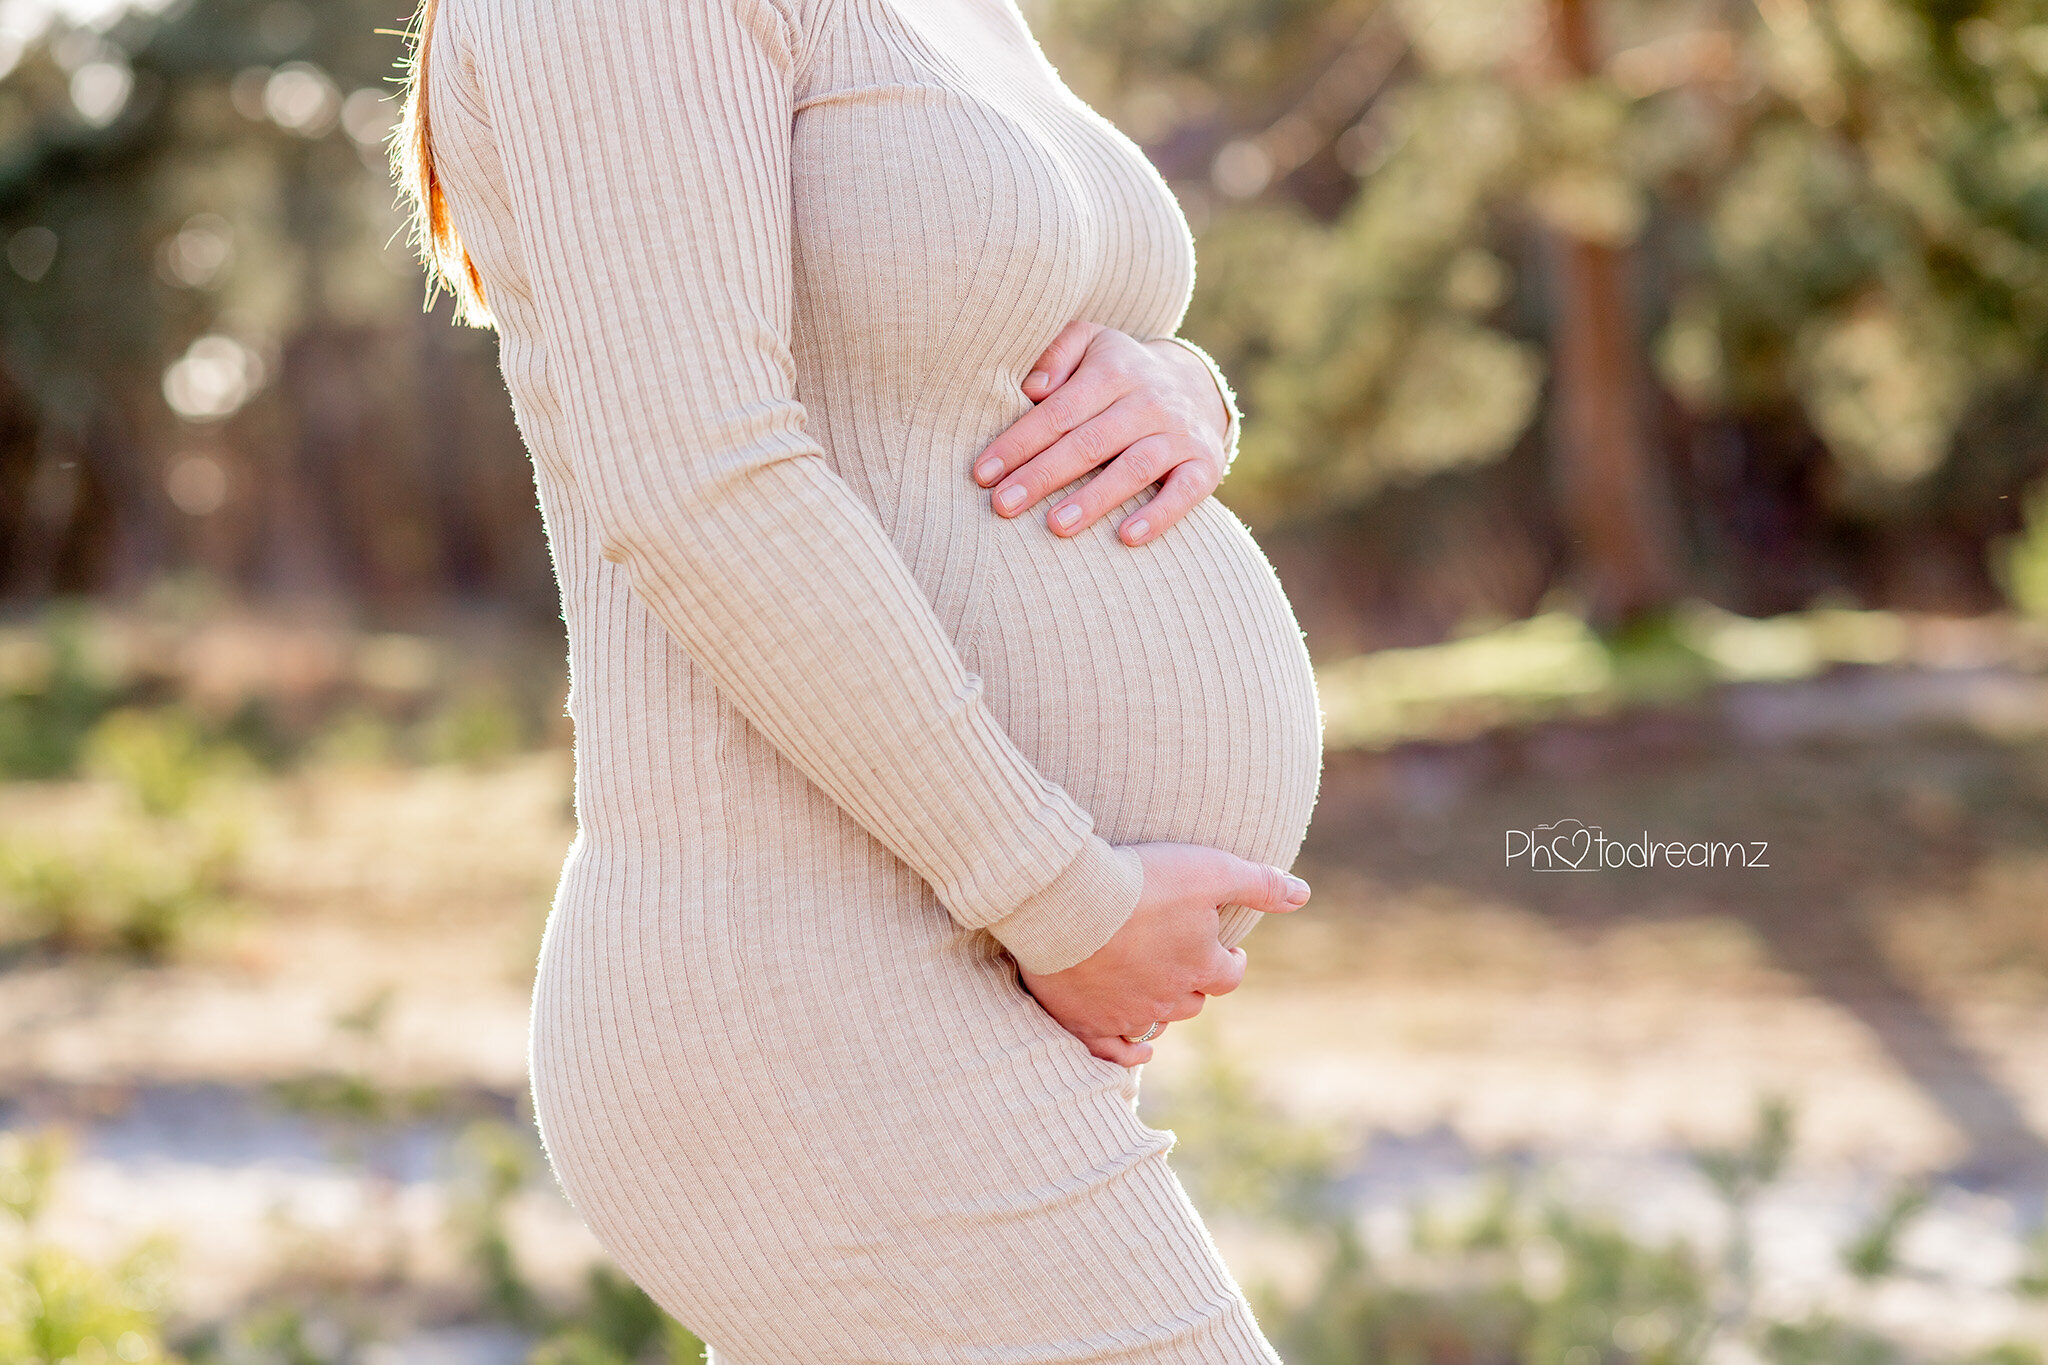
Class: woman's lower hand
972,321,1231,548
1015,842,1311,1067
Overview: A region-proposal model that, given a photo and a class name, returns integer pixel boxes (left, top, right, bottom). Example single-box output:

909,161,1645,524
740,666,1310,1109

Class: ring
1124,1022,1163,1044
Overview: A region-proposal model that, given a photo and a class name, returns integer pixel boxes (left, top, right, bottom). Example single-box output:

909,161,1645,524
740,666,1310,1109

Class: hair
391,0,492,327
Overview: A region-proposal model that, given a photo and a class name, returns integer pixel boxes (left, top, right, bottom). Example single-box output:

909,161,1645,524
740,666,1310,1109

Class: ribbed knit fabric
423,0,1323,1357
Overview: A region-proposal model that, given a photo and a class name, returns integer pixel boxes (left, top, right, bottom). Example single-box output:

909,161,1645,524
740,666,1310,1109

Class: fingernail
997,485,1026,513
1053,503,1080,530
1025,370,1049,393
1123,518,1149,542
1283,875,1310,904
974,457,1002,484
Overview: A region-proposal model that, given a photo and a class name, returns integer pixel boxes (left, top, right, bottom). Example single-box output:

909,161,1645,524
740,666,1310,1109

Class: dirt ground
3,685,2048,1345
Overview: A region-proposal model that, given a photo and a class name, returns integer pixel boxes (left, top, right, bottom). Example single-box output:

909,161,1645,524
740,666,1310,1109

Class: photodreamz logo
1504,820,1770,871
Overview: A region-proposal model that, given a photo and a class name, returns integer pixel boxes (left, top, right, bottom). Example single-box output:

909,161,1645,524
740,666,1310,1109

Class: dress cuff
983,835,1145,975
1160,335,1241,479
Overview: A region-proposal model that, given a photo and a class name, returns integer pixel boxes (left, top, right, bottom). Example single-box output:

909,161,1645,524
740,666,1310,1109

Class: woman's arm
448,0,1139,974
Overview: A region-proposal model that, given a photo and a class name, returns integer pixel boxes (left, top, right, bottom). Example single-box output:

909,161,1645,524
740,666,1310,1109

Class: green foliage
2018,1224,2048,1298
195,1306,347,1365
1692,1093,1798,1325
418,685,526,769
1842,1179,1932,1280
0,1129,184,1365
1967,1343,2046,1365
0,1241,185,1365
1034,0,2048,555
266,1073,449,1125
1315,604,1926,750
1317,612,1621,748
0,817,243,960
0,610,123,781
0,1131,65,1230
0,687,251,962
1176,79,1548,521
1761,1317,1912,1365
1160,1054,2042,1365
82,708,253,819
1142,1027,1345,1230
1259,1230,1534,1365
443,1122,707,1363
1693,1095,1796,1205
448,1121,547,1329
1261,1192,1715,1365
527,1266,706,1365
1151,1040,1726,1365
1994,477,2048,617
1601,607,1715,683
304,707,400,770
0,603,564,782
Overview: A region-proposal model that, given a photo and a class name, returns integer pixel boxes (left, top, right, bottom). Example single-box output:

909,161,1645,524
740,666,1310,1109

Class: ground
3,644,2048,1360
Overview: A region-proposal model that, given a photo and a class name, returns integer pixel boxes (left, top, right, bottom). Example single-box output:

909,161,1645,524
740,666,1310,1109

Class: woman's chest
786,0,1194,386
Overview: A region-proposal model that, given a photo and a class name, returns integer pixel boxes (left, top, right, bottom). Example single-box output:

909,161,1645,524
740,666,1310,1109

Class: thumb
1022,320,1101,400
1227,858,1310,914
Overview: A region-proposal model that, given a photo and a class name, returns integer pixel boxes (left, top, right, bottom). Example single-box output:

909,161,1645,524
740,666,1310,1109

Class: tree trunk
1544,0,1681,625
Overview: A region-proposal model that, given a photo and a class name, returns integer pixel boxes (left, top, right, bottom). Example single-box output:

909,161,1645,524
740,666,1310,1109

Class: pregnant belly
959,489,1324,942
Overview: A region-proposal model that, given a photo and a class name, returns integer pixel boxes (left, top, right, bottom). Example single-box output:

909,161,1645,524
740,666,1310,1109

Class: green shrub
194,1305,348,1365
1996,479,2048,620
527,1266,705,1365
442,1122,707,1363
1842,1181,1931,1282
449,1121,547,1329
1760,1317,1909,1365
1257,1184,1713,1365
304,707,401,770
418,686,526,768
0,820,243,960
0,1130,184,1365
0,1242,184,1365
0,610,121,781
82,709,252,820
1141,1027,1345,1231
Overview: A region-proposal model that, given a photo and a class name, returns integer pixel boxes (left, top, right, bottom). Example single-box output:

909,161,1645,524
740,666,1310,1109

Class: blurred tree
0,0,549,618
1036,0,2048,629
5,0,2048,639
1542,0,1683,623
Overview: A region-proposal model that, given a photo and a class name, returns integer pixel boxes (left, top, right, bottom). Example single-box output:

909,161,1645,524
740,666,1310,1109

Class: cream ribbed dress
423,0,1323,1357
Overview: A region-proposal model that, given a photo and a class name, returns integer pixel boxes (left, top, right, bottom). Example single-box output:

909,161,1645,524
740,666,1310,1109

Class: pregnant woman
394,0,1323,1357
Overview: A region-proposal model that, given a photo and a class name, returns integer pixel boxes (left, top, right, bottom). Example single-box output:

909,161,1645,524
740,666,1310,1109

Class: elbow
578,403,825,568
594,509,674,569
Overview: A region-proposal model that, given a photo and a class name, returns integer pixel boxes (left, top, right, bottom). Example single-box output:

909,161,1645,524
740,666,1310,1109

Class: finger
993,401,1152,524
1042,429,1202,538
1021,320,1103,401
1198,945,1248,997
1086,1034,1154,1067
1165,991,1207,1023
1228,859,1312,914
1117,454,1220,548
1030,406,1178,535
974,364,1124,492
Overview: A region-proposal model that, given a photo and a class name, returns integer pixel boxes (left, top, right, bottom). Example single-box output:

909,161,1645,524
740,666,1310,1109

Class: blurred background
2,0,2048,1361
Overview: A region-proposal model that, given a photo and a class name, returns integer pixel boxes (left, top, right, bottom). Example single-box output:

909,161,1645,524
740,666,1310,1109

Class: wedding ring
1124,1022,1163,1044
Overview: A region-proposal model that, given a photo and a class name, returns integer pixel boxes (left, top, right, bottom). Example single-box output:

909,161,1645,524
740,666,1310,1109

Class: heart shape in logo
1541,821,1595,869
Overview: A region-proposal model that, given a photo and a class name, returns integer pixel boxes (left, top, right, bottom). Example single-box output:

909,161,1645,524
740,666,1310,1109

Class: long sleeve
453,0,1142,974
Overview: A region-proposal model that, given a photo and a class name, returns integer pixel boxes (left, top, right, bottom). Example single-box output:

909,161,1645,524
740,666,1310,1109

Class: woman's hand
1015,843,1311,1067
972,320,1231,548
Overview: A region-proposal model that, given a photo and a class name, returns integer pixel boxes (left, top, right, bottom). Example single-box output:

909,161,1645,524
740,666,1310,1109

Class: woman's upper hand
972,320,1233,548
1014,842,1311,1068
